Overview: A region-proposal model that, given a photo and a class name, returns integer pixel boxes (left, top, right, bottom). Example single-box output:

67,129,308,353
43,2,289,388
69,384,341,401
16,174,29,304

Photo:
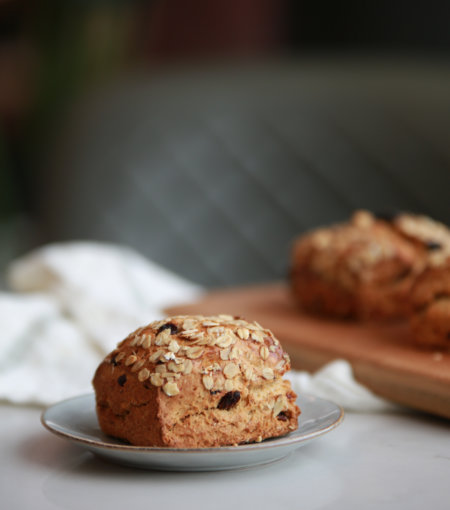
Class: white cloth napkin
1,242,202,405
0,241,396,411
0,292,99,404
286,360,399,412
7,242,203,353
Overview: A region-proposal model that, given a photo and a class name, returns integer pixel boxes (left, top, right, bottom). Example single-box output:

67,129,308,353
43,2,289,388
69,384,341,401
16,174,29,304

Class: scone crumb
432,352,443,361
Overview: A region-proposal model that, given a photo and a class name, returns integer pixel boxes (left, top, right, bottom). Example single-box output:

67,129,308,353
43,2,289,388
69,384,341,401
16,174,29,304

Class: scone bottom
93,315,300,447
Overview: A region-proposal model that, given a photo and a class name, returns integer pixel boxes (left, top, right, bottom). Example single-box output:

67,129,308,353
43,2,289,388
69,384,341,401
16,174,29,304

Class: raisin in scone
290,210,450,320
93,315,300,447
409,258,450,349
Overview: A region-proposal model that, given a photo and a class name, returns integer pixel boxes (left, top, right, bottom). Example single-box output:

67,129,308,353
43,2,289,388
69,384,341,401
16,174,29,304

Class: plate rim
41,392,344,454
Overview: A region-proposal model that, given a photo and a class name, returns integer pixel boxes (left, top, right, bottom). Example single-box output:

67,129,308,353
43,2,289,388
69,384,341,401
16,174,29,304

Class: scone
410,258,450,349
290,210,450,320
93,315,300,447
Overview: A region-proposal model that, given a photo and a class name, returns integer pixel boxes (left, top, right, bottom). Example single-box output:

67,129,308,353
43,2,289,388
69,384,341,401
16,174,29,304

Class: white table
1,404,449,510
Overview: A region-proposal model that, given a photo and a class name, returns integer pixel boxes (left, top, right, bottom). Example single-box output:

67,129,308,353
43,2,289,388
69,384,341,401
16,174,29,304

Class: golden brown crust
93,315,300,447
290,210,450,320
409,259,450,349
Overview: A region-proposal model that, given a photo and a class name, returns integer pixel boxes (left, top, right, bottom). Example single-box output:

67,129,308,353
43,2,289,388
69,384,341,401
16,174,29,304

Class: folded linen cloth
286,360,399,412
0,292,98,404
0,241,396,410
7,242,203,353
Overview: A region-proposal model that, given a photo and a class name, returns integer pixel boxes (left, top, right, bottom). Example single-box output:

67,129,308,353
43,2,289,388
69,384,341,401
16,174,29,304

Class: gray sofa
37,58,450,287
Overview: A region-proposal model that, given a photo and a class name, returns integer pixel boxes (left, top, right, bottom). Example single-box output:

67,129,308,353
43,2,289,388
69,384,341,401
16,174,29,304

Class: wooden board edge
285,341,450,419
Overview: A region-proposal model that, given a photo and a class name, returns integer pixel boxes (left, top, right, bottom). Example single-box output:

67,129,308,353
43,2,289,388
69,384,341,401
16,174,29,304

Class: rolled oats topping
236,327,250,340
182,319,197,331
163,381,180,396
167,339,180,353
94,313,300,449
138,368,150,382
223,363,240,379
167,361,184,373
107,314,288,397
215,334,235,348
224,379,234,392
142,335,152,349
129,335,139,347
202,375,214,390
115,351,125,362
155,328,171,346
220,348,230,361
244,367,253,381
262,367,274,380
125,354,137,366
183,359,193,374
251,330,265,343
149,349,164,363
136,335,146,347
186,346,204,359
273,395,287,417
260,345,269,360
131,359,145,372
150,373,164,387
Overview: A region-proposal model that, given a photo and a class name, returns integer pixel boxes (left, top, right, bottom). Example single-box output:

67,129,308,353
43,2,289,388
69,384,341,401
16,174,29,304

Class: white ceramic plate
41,393,344,471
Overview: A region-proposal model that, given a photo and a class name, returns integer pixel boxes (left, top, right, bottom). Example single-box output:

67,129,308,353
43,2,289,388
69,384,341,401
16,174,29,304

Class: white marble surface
1,404,449,510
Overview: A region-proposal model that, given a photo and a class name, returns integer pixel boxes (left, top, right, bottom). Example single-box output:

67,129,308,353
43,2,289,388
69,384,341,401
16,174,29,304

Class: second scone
409,257,450,349
290,210,450,320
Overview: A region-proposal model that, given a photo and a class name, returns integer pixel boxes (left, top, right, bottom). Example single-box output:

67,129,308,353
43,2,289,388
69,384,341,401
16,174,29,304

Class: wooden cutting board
166,282,450,419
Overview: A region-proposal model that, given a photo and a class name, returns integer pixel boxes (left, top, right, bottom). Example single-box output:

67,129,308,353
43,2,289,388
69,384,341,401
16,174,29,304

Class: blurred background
1,0,450,288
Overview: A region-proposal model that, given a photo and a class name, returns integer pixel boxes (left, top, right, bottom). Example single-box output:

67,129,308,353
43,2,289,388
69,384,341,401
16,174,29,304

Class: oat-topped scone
93,315,300,447
409,258,450,349
290,210,450,320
